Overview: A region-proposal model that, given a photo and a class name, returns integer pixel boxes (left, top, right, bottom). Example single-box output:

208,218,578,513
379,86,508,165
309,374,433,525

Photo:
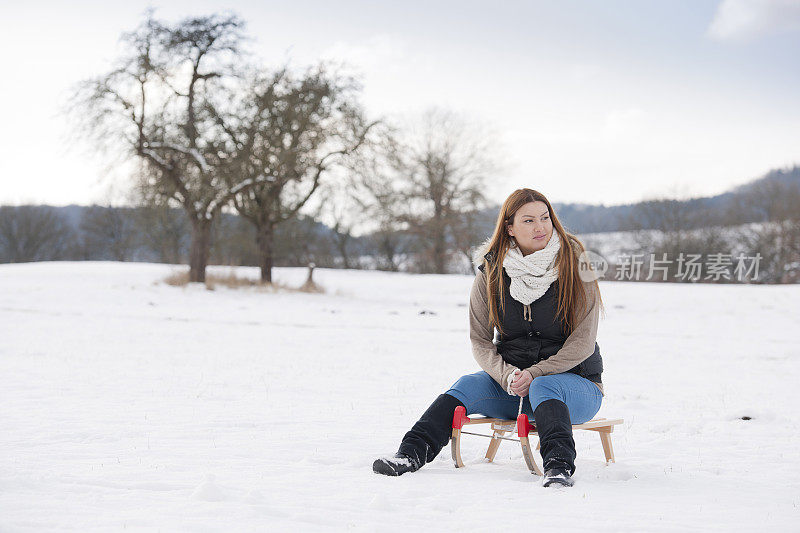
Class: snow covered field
1,262,799,531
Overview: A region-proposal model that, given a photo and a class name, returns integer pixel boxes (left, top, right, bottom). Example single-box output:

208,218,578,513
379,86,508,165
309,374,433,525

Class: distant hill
474,165,800,235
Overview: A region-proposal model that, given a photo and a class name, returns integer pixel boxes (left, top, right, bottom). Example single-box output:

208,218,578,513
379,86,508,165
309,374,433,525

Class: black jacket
478,257,603,384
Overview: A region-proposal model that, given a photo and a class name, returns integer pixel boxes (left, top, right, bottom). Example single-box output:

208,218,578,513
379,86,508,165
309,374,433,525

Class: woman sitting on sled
373,188,605,487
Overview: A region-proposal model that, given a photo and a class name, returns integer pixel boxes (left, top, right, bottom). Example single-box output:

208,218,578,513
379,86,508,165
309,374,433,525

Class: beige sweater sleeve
469,269,519,388
469,268,604,396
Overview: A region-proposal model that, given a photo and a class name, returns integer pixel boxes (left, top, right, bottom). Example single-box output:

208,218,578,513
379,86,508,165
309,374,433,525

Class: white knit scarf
502,232,561,305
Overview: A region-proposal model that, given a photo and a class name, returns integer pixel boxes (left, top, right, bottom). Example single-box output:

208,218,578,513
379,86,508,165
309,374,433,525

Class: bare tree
342,129,415,271
272,215,335,268
320,190,358,269
628,197,698,247
725,175,800,224
209,213,258,266
329,214,358,269
730,179,800,283
214,64,374,282
70,12,270,282
387,109,495,273
79,206,138,261
451,207,495,274
0,206,76,263
132,202,189,264
625,194,729,281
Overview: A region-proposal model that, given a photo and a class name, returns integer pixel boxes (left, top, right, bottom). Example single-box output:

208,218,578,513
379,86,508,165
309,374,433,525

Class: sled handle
517,414,535,437
452,406,470,429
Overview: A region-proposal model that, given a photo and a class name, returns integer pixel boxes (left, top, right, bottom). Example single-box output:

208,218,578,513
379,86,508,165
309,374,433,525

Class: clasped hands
509,369,533,397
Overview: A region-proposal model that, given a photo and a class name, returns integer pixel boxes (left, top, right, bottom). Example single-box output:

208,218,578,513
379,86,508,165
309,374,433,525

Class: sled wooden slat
573,418,623,431
457,418,499,425
451,408,623,476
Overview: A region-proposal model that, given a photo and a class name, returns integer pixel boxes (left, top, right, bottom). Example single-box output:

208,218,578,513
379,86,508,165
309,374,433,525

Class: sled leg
517,414,543,476
451,406,469,468
599,428,615,463
451,428,464,468
485,429,507,462
519,436,543,476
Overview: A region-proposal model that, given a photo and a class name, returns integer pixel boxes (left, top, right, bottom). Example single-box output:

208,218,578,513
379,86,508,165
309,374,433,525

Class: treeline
579,167,800,284
0,203,463,272
0,204,363,268
2,166,798,283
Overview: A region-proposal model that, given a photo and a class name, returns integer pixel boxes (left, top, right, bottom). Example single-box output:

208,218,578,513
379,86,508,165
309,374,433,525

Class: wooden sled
450,406,623,476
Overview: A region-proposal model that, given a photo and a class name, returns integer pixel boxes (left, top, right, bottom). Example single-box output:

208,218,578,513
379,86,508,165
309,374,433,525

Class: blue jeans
446,371,602,424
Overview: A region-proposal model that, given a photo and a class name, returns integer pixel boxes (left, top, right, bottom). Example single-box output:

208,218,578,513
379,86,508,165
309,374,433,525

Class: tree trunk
257,223,275,283
336,233,352,269
432,218,447,274
189,218,212,283
378,231,399,271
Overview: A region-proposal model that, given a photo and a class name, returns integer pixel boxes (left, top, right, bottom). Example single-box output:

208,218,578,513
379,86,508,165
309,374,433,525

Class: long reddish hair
482,189,602,336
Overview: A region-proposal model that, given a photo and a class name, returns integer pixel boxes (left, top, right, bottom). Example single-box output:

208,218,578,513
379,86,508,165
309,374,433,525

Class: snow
1,262,799,531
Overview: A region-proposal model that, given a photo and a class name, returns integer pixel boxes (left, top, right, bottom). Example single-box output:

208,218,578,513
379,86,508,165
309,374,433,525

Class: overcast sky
1,0,799,208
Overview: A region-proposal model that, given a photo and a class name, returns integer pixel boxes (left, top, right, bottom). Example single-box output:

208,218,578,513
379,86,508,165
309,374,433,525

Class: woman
372,188,605,487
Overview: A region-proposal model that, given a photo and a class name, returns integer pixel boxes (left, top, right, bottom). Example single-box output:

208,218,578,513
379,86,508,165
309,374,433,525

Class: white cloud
707,0,800,41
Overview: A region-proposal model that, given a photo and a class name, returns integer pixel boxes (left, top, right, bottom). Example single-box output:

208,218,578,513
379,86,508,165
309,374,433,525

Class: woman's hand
510,369,533,397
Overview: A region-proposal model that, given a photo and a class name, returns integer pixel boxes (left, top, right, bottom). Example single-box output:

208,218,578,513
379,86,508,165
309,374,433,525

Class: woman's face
507,201,554,255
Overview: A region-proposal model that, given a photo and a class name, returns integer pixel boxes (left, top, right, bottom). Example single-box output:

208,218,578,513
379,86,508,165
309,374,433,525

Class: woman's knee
529,375,565,405
446,372,499,406
529,374,603,423
448,372,494,395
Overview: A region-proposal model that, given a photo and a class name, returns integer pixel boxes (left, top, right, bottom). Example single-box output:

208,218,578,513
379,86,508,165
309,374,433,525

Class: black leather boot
373,393,464,476
533,398,577,486
372,453,421,476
